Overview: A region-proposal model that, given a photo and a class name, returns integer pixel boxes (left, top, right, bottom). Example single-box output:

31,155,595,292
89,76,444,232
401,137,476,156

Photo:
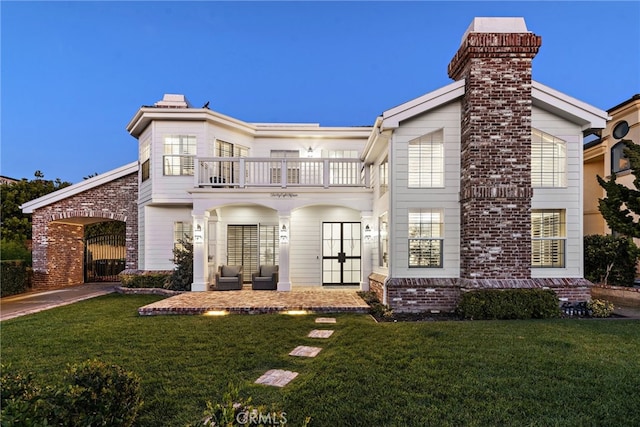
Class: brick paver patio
137,286,369,316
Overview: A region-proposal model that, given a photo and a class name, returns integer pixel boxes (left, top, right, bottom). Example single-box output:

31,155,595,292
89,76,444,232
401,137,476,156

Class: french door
322,222,361,286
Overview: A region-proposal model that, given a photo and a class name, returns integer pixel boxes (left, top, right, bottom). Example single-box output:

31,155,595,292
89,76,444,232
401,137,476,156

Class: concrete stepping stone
308,329,334,338
255,369,298,387
289,345,322,357
315,317,336,323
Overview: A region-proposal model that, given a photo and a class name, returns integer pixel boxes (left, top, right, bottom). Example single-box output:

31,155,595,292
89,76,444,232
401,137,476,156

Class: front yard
2,294,639,426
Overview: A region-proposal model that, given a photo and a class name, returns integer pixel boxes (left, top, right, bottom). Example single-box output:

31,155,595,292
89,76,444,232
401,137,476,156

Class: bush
0,364,52,425
119,270,172,288
0,360,142,427
61,359,142,427
168,237,193,291
584,234,640,287
587,299,615,318
1,260,31,297
0,239,32,265
457,289,561,320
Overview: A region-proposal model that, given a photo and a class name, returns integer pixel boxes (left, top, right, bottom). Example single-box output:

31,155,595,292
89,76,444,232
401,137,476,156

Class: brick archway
30,172,138,289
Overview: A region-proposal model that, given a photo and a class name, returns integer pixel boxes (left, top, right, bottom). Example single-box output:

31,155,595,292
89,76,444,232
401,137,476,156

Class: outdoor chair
214,265,243,290
251,265,279,290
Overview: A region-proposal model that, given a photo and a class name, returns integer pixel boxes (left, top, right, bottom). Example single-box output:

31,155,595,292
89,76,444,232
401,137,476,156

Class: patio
136,286,370,316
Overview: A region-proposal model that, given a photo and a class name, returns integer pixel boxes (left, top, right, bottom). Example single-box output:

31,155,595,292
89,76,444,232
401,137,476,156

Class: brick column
448,19,541,280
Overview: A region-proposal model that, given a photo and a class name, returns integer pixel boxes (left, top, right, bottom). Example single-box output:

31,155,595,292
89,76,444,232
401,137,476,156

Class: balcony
195,157,369,189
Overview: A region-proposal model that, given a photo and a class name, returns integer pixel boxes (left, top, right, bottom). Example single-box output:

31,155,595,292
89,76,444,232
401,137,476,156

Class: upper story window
611,141,631,174
531,129,566,188
164,135,196,176
531,209,566,268
408,208,443,268
408,130,444,188
379,156,388,196
140,138,150,182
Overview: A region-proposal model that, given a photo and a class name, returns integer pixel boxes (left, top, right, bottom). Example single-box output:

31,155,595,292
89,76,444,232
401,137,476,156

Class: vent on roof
154,94,192,109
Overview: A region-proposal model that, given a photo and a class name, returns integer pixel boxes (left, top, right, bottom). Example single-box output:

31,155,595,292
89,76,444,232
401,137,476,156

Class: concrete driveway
0,283,116,321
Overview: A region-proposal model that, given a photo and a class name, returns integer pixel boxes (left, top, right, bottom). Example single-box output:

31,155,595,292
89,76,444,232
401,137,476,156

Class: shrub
1,360,142,427
0,364,52,425
587,299,615,318
457,289,560,320
119,269,172,288
584,234,639,287
61,359,142,427
1,260,31,297
0,238,32,265
168,237,193,291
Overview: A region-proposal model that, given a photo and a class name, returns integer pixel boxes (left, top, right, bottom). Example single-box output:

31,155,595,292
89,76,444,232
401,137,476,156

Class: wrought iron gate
84,234,126,282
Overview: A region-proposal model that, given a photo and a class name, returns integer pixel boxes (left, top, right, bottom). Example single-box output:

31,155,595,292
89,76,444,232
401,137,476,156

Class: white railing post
239,158,245,188
323,160,330,188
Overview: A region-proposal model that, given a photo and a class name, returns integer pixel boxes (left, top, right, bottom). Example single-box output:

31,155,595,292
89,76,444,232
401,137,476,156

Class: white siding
532,106,585,277
143,205,193,270
388,101,461,278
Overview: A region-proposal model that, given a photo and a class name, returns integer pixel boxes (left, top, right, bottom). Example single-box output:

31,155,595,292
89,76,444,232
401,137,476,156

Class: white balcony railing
196,157,369,189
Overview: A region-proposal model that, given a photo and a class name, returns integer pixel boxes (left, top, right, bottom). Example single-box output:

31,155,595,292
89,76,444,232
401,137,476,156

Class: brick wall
448,32,541,280
31,173,138,289
386,277,592,313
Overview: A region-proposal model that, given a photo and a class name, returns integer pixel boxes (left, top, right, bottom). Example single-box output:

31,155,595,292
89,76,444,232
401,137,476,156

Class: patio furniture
214,265,243,290
251,265,279,290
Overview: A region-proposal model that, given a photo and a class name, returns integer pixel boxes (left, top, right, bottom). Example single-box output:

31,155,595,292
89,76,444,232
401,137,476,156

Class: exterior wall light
280,224,289,243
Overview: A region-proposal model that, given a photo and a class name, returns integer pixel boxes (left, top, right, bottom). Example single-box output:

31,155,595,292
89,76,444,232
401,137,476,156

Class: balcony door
322,222,361,286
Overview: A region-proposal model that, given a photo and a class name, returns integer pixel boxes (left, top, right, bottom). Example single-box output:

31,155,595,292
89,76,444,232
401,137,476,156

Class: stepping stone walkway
255,369,299,387
289,345,323,357
308,329,334,338
255,317,337,387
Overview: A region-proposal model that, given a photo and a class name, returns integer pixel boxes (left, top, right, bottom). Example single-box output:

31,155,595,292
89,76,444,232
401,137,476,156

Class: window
164,135,196,176
531,210,566,268
531,129,566,187
379,157,388,196
140,138,150,182
270,150,300,184
611,141,630,173
259,224,279,266
379,213,388,268
408,209,443,267
408,130,444,188
173,221,193,251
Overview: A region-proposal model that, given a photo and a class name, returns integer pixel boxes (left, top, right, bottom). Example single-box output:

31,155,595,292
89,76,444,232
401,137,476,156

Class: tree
0,172,71,241
597,139,640,239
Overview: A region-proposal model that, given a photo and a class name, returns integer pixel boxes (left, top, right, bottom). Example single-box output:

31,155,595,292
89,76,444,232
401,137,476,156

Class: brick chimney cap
461,17,529,45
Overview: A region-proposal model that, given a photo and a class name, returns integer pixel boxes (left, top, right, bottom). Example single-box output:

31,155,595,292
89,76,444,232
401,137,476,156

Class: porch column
278,213,291,291
191,211,209,292
361,212,373,291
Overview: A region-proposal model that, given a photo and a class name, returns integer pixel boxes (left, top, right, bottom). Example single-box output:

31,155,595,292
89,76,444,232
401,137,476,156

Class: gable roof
21,162,138,214
380,79,609,131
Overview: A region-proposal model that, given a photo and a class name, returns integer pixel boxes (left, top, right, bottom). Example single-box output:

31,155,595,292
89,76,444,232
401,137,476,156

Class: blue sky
2,1,639,184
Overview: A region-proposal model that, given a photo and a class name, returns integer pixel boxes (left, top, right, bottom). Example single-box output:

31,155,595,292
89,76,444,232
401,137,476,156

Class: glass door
322,222,361,285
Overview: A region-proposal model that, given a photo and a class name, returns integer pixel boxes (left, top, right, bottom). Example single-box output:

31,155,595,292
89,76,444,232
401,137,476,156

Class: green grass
2,294,639,426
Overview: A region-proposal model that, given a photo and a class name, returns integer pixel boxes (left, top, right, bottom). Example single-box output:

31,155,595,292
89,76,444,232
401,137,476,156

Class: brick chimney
448,18,542,281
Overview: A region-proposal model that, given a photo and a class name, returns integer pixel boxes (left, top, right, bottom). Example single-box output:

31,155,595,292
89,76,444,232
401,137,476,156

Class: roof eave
532,81,610,131
21,162,139,213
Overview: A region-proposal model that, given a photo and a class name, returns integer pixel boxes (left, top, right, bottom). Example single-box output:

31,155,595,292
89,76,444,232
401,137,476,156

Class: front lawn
2,294,639,426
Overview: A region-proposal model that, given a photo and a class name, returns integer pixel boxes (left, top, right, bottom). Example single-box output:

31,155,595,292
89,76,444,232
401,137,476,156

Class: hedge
457,289,561,320
1,260,32,297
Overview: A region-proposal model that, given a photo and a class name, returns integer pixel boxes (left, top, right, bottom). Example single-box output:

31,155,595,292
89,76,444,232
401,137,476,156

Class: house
22,17,609,312
583,94,640,276
584,94,640,235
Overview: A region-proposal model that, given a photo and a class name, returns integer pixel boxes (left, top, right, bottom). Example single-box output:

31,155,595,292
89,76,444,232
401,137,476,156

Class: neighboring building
0,175,19,185
584,94,640,235
22,17,608,311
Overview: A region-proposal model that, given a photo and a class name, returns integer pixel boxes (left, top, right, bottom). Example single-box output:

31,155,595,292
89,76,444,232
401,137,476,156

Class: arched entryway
25,167,138,289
